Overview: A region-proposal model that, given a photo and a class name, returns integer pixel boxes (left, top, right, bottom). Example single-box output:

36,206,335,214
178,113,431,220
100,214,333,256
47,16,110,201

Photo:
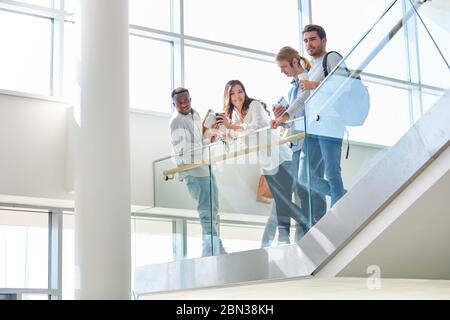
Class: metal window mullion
172,218,187,260
179,0,185,87
402,0,424,126
129,24,276,62
298,0,312,55
51,2,65,97
48,209,63,300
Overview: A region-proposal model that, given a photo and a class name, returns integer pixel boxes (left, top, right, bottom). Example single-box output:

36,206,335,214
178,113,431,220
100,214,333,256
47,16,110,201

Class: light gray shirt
169,108,210,179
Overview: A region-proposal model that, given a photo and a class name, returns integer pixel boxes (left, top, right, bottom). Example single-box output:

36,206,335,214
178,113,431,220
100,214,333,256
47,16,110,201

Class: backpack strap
322,51,343,78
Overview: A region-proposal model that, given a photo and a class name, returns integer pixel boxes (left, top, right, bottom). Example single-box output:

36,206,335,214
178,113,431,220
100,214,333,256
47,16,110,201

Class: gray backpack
323,51,370,126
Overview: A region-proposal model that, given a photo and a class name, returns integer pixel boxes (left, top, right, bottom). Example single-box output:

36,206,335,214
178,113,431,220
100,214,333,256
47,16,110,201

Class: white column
75,0,131,299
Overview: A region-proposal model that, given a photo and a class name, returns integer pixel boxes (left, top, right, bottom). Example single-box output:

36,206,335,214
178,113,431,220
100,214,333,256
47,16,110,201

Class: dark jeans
260,149,306,247
265,161,326,244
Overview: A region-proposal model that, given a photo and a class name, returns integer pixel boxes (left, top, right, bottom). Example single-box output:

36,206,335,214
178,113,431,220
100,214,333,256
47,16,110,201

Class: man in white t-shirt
272,24,346,221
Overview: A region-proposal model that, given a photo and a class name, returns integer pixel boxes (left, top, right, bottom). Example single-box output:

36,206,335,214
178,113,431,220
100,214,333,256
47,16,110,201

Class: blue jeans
184,174,225,255
260,204,278,248
291,149,301,187
300,135,345,207
260,195,313,247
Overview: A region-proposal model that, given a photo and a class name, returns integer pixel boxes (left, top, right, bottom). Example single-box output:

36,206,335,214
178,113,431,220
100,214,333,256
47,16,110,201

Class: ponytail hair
276,46,311,71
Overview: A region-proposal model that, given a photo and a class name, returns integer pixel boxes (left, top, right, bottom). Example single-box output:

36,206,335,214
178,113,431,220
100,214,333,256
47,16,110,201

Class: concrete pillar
75,0,131,299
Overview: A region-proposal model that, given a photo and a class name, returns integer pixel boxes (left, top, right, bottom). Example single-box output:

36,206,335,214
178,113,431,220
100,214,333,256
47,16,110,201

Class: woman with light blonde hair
260,46,326,246
276,46,311,72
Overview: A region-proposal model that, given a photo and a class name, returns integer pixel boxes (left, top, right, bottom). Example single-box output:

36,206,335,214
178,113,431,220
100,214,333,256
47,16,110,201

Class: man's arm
300,80,320,90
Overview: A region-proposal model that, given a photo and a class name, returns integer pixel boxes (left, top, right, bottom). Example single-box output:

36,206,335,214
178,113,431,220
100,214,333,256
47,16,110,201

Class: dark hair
303,24,326,39
223,80,269,120
171,87,189,99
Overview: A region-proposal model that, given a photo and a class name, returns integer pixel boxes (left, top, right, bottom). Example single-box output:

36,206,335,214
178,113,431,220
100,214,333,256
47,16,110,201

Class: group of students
169,24,346,256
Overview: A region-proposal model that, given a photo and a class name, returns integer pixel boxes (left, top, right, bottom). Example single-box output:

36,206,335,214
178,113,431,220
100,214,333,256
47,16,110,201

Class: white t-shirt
229,100,292,175
287,52,346,138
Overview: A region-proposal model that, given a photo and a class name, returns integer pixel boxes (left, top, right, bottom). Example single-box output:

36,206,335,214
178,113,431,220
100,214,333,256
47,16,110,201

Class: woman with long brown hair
217,80,309,244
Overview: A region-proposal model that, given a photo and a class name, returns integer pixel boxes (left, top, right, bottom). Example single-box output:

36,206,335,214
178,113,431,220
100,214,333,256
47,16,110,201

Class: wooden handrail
162,132,305,177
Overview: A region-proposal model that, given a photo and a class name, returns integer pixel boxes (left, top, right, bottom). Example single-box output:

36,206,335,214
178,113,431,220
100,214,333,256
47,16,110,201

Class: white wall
0,93,71,200
0,93,174,206
129,111,172,206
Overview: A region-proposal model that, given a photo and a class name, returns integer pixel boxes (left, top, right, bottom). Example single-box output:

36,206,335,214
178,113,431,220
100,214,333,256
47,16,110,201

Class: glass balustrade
148,0,449,262
149,145,223,259
300,0,449,229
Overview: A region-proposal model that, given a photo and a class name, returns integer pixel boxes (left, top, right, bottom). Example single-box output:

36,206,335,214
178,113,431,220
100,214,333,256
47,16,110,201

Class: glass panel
185,46,286,117
415,0,450,68
415,1,450,89
186,222,202,259
218,222,266,253
64,0,77,12
184,0,299,52
130,36,172,112
64,28,173,112
150,0,448,259
311,0,393,57
0,10,52,95
341,0,408,80
18,0,53,7
0,209,48,289
296,0,449,227
208,122,308,248
22,294,49,300
63,22,80,105
62,213,74,300
129,0,171,31
132,216,173,266
153,143,219,258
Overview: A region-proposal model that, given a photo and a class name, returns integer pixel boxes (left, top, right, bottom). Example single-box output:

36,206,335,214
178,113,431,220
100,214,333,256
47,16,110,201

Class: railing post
402,0,424,125
172,218,187,259
48,209,63,300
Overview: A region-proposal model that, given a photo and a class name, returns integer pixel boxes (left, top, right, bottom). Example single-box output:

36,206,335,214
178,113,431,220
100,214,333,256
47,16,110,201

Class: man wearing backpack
272,24,346,210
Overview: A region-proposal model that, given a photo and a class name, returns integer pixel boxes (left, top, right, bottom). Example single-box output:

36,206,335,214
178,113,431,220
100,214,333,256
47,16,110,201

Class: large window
132,217,173,266
311,0,392,57
63,22,80,104
129,36,172,111
312,0,409,80
416,5,450,89
184,0,300,53
129,0,171,31
185,46,287,117
0,10,52,95
0,210,48,289
1,1,300,114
